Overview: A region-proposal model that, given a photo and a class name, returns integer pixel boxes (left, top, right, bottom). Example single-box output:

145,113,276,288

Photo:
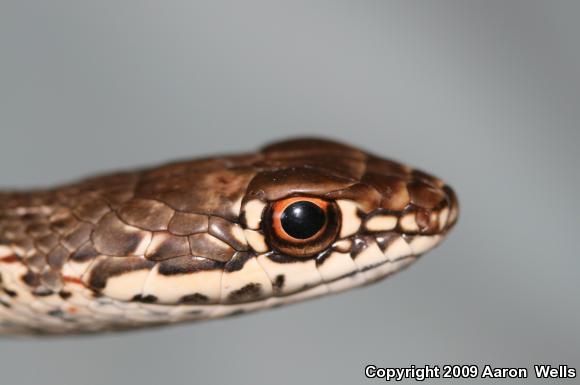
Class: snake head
49,137,458,329
79,138,458,316
235,138,459,304
0,137,458,333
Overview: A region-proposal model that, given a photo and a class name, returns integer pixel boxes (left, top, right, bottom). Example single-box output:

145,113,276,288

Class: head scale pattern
0,138,458,334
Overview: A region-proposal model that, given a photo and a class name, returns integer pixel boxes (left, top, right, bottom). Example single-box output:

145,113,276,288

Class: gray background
0,1,578,384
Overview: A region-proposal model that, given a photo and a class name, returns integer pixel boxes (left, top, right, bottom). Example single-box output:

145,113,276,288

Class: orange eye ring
263,196,341,258
271,197,329,242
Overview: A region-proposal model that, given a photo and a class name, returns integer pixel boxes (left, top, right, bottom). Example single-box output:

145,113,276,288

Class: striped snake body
0,138,458,334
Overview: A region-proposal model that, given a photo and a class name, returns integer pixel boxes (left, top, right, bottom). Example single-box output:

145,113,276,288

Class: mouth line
242,252,417,301
215,254,420,320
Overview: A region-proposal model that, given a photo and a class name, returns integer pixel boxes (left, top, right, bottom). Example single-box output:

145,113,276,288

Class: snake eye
263,197,340,258
280,200,326,239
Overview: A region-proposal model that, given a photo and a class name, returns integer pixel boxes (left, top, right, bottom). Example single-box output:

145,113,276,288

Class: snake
0,138,458,335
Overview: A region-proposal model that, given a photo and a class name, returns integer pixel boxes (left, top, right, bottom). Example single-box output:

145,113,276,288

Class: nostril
416,208,439,233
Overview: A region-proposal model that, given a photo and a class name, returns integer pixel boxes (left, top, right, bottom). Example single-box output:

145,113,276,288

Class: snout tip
442,184,459,232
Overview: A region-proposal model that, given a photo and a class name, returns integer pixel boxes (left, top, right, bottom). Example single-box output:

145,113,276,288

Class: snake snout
356,167,458,239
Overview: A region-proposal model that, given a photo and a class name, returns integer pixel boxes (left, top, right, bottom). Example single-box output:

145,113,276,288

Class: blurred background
0,1,578,384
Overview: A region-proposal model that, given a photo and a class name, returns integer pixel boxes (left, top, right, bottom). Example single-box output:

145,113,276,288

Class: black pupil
280,201,326,239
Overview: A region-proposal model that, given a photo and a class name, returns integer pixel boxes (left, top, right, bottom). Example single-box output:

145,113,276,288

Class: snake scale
0,138,458,335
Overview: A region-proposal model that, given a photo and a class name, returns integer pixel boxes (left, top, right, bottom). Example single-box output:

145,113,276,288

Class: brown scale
0,138,459,332
208,217,248,251
145,232,190,261
167,212,208,236
188,233,236,262
117,199,174,231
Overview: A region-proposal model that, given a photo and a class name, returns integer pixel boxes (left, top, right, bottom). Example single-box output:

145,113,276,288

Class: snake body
0,138,458,334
